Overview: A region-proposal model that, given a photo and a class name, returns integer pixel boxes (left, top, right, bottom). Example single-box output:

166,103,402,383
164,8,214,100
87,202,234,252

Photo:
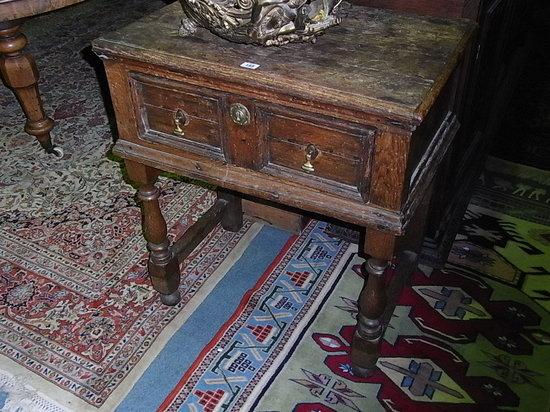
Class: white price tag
240,62,260,70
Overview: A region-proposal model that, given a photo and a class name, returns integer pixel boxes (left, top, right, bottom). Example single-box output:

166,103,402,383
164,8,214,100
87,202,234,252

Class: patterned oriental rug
447,157,550,311
1,0,549,410
0,0,261,410
154,173,550,411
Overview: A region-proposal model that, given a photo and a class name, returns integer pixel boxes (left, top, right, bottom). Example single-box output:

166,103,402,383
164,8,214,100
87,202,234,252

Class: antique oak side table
93,3,475,376
0,0,84,155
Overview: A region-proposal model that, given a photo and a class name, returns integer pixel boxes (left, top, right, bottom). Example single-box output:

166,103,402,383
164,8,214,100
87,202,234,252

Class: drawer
130,74,223,156
263,111,374,192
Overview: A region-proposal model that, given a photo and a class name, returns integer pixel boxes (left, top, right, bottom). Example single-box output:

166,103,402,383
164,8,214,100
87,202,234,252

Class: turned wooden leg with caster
126,160,244,306
0,20,62,157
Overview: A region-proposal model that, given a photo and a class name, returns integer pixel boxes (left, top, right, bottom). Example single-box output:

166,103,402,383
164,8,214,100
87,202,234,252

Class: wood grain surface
93,2,475,124
0,0,84,22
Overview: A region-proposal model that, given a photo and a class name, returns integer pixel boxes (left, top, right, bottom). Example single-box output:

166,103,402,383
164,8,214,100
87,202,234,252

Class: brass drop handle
301,144,319,173
173,109,189,136
229,103,251,126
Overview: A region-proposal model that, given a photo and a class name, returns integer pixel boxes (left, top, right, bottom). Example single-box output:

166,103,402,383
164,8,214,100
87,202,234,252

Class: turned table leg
351,257,390,377
351,230,395,377
0,20,59,155
350,185,433,376
126,160,181,306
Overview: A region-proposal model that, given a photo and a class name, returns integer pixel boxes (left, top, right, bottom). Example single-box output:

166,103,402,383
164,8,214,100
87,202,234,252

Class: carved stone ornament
178,0,347,46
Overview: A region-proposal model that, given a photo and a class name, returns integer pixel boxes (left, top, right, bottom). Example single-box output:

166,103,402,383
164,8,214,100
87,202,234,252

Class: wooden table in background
93,3,475,376
0,0,84,155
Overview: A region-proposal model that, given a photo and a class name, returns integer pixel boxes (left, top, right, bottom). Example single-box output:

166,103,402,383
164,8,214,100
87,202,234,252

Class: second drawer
263,111,374,193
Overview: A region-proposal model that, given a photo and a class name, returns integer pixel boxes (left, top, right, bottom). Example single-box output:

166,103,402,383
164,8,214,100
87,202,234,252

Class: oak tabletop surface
93,2,475,123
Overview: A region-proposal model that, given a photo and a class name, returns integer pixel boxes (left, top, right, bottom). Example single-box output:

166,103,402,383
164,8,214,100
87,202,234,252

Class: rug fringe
0,369,69,412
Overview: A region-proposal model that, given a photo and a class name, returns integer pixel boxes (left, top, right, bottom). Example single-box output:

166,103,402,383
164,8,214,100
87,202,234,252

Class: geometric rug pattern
448,156,550,311
158,222,354,411
158,221,550,411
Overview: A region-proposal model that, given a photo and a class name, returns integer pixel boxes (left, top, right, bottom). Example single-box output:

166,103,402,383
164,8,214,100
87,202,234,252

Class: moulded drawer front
264,111,374,192
268,138,360,186
267,113,365,159
144,105,221,147
131,74,223,155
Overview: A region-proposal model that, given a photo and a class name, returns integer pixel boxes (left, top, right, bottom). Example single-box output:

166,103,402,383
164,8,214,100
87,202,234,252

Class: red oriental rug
0,0,260,409
0,173,260,410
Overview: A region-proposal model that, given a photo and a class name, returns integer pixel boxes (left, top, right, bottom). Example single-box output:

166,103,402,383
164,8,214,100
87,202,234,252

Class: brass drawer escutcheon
173,109,189,136
229,103,251,126
301,144,319,173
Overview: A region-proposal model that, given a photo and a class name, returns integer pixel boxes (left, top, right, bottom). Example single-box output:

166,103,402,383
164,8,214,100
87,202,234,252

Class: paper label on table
240,62,260,70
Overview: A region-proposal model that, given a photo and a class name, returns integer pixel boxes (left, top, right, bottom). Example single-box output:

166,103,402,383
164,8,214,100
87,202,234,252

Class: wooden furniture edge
92,44,421,128
242,199,308,234
402,112,460,228
419,130,484,266
414,20,477,118
113,139,405,233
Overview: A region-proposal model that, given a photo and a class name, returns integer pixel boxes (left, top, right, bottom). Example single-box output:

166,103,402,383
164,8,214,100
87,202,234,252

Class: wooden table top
0,0,84,22
94,2,475,125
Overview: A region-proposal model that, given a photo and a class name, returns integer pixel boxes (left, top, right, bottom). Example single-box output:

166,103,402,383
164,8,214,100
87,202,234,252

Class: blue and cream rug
129,220,549,412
